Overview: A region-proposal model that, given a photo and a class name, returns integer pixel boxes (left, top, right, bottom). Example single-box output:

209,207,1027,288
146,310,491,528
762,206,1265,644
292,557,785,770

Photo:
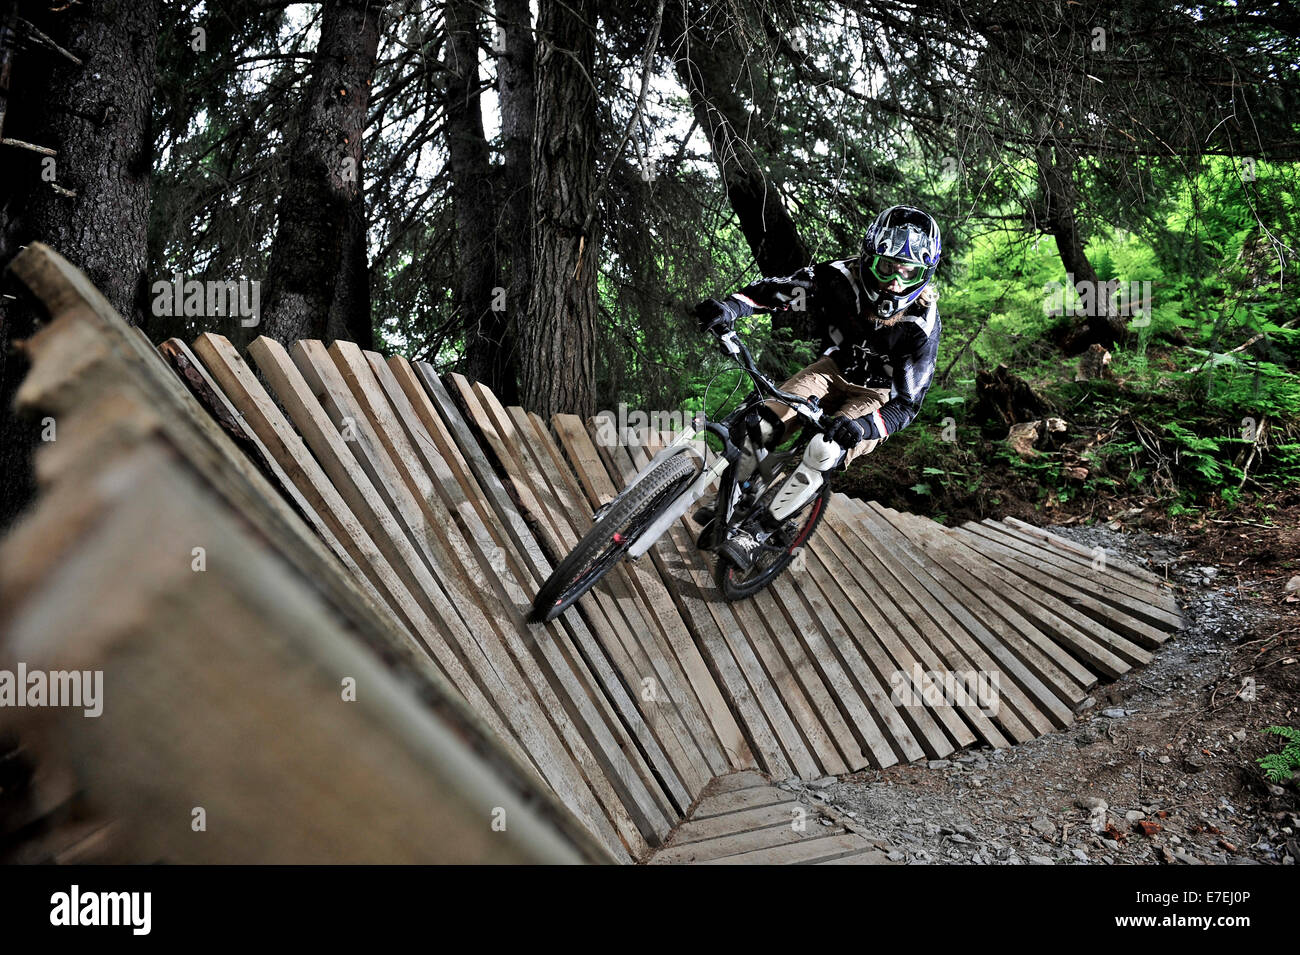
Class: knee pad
802,433,845,472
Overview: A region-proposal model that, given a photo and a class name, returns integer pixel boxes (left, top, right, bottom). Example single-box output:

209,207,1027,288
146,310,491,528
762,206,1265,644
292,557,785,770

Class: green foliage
1257,726,1300,784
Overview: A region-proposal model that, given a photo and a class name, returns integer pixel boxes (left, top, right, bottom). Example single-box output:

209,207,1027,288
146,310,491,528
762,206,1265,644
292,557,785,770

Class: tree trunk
325,186,374,349
259,0,384,346
0,0,159,531
521,0,599,420
445,0,509,397
670,12,810,336
489,0,535,404
1035,142,1126,353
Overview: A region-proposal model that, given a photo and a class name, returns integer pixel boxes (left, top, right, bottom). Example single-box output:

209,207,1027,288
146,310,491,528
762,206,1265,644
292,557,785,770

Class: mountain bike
530,329,832,623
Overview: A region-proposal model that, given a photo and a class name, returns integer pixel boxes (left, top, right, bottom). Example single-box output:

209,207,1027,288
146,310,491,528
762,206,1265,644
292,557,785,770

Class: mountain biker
693,204,943,572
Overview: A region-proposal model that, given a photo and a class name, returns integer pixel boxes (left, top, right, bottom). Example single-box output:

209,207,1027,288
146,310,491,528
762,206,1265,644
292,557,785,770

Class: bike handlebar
717,330,825,426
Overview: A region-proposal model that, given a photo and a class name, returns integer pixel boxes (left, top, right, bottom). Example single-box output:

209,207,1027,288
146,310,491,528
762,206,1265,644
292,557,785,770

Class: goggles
867,255,926,288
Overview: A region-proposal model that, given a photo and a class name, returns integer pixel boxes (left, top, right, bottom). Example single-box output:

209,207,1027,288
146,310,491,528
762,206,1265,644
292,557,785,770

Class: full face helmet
859,205,941,319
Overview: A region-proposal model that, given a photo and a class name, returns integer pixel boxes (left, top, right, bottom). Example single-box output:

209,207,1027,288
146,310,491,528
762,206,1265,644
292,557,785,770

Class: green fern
1257,725,1300,783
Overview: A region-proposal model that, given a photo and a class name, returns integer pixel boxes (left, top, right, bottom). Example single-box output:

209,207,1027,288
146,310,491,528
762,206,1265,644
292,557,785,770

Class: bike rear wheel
530,452,699,623
715,477,831,601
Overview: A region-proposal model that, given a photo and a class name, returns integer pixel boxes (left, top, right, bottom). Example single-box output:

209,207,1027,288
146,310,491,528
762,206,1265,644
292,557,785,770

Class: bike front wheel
530,452,699,623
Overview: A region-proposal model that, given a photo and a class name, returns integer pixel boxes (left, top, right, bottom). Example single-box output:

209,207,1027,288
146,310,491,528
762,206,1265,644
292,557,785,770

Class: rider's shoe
718,529,762,571
718,512,783,571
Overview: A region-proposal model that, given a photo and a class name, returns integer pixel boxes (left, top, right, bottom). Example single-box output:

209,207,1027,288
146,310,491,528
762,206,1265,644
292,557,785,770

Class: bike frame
600,330,827,559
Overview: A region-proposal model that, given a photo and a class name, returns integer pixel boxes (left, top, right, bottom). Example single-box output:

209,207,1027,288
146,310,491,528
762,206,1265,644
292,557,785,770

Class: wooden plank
591,428,820,780
946,522,1172,650
7,247,450,738
375,356,682,830
704,771,771,794
609,431,846,777
650,815,850,864
406,362,695,826
1004,516,1172,588
525,408,738,778
1,443,603,864
246,337,638,860
666,801,806,844
987,519,1182,616
910,513,1152,673
976,519,1184,622
549,415,760,771
793,534,945,761
879,506,1100,696
689,786,795,819
961,521,1183,632
765,575,883,770
501,403,724,789
335,345,679,841
847,499,1072,733
815,505,974,753
191,335,523,744
696,831,873,864
824,502,1017,747
459,385,708,806
780,558,920,766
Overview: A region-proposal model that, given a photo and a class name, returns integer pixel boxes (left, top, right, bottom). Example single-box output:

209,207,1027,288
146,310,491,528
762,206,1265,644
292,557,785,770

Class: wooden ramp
0,244,1184,864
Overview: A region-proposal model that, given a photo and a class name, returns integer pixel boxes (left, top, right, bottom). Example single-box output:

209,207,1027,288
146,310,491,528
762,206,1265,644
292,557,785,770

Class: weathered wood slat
983,519,1182,615
826,502,1016,747
944,522,1171,650
245,337,637,860
696,831,875,865
456,383,704,809
815,505,972,754
497,402,723,792
335,345,678,845
960,521,1183,632
847,498,1072,733
886,508,1148,675
662,802,805,845
546,418,780,779
1003,516,1173,588
877,505,1099,696
408,363,688,833
593,429,820,779
524,409,741,779
2,443,599,864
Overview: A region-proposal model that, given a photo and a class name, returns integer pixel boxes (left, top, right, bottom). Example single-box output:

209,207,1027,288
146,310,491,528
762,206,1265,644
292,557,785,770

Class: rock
887,850,905,861
1125,810,1145,823
949,833,969,844
1101,707,1128,718
1071,848,1089,862
1031,817,1056,838
927,759,952,770
1077,696,1096,712
1075,796,1108,812
1027,854,1055,865
809,776,837,789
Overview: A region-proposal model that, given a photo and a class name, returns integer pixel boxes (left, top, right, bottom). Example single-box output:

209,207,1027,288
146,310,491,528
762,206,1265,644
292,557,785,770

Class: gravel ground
780,524,1300,865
